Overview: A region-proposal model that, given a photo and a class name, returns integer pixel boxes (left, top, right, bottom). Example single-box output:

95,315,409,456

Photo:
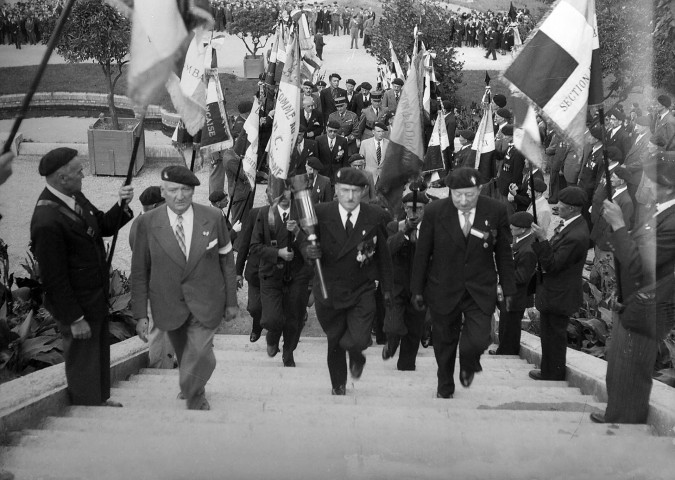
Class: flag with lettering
234,97,261,189
199,65,233,160
501,0,603,151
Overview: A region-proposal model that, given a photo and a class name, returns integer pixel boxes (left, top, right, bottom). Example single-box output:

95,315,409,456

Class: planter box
243,54,265,79
88,117,146,176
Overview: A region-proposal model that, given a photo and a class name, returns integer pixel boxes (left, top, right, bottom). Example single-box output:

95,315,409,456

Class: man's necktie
329,139,334,150
282,212,289,223
376,141,381,166
345,212,354,236
374,108,378,117
554,220,564,235
73,199,83,217
175,215,187,257
462,211,471,237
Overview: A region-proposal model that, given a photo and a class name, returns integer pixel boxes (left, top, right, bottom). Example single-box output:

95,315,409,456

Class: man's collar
166,204,194,223
46,184,76,210
515,231,533,243
338,203,360,219
562,213,582,229
656,197,675,215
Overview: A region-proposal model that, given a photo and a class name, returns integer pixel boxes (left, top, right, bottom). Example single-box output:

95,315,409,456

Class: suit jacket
411,196,516,315
623,132,649,187
303,202,393,309
346,91,358,113
509,233,537,311
320,86,347,123
235,206,262,282
353,92,372,117
451,145,476,170
315,133,349,183
310,174,333,204
230,114,246,140
357,105,388,140
444,113,457,152
328,110,361,154
607,126,632,161
224,149,252,203
532,215,589,315
289,138,318,176
381,89,400,112
300,109,324,140
359,137,389,182
654,111,675,150
512,169,544,211
496,145,525,196
30,188,133,325
387,219,418,298
590,187,634,249
131,203,236,330
577,145,603,196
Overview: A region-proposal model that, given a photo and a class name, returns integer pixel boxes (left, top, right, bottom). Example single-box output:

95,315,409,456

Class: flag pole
189,148,197,171
2,0,76,154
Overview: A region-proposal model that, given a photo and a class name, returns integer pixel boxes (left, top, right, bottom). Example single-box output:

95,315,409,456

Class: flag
422,49,437,118
501,0,603,151
267,30,302,199
423,112,450,174
199,64,233,160
377,53,425,212
389,40,404,80
234,97,261,189
472,102,496,180
508,2,517,21
512,96,544,168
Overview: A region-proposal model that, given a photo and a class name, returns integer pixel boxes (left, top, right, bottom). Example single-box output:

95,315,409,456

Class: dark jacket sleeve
235,208,258,276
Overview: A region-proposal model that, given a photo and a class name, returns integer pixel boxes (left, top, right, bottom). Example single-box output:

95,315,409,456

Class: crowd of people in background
0,0,63,49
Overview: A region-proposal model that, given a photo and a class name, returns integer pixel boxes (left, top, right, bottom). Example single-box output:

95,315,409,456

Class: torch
290,174,328,300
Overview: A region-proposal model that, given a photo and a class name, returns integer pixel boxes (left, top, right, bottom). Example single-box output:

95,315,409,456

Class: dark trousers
539,311,569,380
373,284,386,344
315,290,376,389
59,315,110,405
430,291,492,397
260,274,311,354
246,274,262,335
548,172,567,204
497,308,525,355
486,46,496,59
385,294,425,370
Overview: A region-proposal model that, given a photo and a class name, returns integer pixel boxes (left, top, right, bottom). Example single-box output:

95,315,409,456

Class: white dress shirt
46,184,76,211
339,203,360,228
167,205,194,259
457,207,476,230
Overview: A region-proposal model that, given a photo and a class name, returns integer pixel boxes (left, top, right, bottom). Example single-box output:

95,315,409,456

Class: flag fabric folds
389,40,404,80
199,66,233,160
423,111,450,175
472,101,496,180
237,97,261,189
501,0,602,151
512,96,544,168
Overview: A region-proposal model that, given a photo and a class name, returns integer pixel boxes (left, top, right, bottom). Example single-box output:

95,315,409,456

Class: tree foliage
228,7,279,57
43,0,131,129
369,0,463,102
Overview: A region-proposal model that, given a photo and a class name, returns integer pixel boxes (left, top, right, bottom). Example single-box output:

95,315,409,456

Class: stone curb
0,338,149,435
13,141,184,161
520,331,675,436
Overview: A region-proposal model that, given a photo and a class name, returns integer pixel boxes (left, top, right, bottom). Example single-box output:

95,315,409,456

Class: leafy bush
228,5,279,57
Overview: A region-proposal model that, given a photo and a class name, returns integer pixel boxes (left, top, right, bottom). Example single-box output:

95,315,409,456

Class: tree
369,0,463,102
43,0,131,129
228,5,279,57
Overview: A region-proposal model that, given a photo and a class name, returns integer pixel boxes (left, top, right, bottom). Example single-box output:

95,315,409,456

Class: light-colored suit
381,89,400,112
359,137,389,183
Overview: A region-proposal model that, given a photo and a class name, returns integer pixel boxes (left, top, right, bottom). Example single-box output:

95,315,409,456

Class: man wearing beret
302,167,394,395
577,126,605,230
411,167,516,398
328,96,361,155
353,82,373,117
382,78,404,112
30,147,134,406
131,166,239,410
359,122,389,182
529,186,590,381
450,130,476,171
348,153,377,202
606,109,632,161
496,125,525,206
345,78,358,113
319,73,347,124
591,151,675,424
508,161,544,212
492,212,537,355
652,94,675,150
357,91,388,141
305,156,333,204
316,119,349,185
383,192,430,370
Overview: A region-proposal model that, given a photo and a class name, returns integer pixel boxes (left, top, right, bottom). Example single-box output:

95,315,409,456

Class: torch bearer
290,174,329,300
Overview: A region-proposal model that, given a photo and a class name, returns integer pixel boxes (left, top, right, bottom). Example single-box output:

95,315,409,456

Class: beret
306,156,323,170
501,124,514,136
635,115,652,127
496,107,512,119
612,165,631,182
329,73,341,80
558,186,587,207
509,211,534,228
608,109,625,122
237,100,253,114
650,134,666,147
402,191,430,204
208,190,227,203
445,167,482,189
335,167,368,186
39,147,78,176
161,165,200,186
590,125,604,140
361,82,372,90
392,78,404,86
374,121,388,131
657,94,672,109
327,119,341,129
346,78,356,86
606,145,623,163
348,153,366,164
643,151,675,187
334,96,347,105
442,100,453,111
493,94,507,108
317,80,327,87
371,91,383,100
532,177,547,192
303,81,314,87
458,129,475,141
139,186,163,206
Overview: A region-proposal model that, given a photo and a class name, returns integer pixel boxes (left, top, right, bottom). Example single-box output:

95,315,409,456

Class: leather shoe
267,343,280,357
349,352,366,380
459,369,474,388
249,330,261,343
436,392,453,399
528,369,544,381
589,412,606,424
331,384,346,396
382,344,392,360
187,395,210,411
488,349,498,355
282,352,296,367
101,399,123,407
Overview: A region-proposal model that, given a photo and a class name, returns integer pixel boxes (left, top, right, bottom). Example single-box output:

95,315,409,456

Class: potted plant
44,0,145,176
228,4,279,78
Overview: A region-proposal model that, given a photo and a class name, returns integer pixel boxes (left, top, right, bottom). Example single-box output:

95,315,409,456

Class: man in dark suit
302,167,393,395
30,148,134,406
450,130,476,172
300,96,324,140
345,78,358,113
529,186,590,381
353,82,373,117
652,94,675,149
306,156,333,204
210,100,252,196
235,206,264,343
623,116,651,203
289,126,318,176
606,109,633,161
250,186,314,367
485,26,498,60
316,119,349,184
411,167,516,398
496,125,525,203
131,166,239,410
319,72,347,124
577,126,605,230
508,164,545,212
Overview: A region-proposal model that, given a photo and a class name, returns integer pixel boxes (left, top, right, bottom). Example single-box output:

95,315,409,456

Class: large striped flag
501,0,603,151
512,96,544,168
234,97,261,189
423,109,450,175
389,40,404,80
377,53,425,212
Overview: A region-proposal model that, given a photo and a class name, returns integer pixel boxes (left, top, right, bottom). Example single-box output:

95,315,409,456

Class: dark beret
329,73,341,80
334,96,347,105
590,125,604,141
327,119,341,130
371,91,383,100
493,94,507,108
501,124,514,136
139,186,163,206
346,78,356,86
635,115,652,127
558,186,587,207
335,167,368,186
445,167,482,189
348,153,366,164
657,94,672,109
161,165,200,186
650,134,667,147
458,129,475,141
306,156,323,170
237,100,253,114
606,146,623,163
208,190,227,203
643,151,675,187
612,165,631,182
303,81,314,87
509,211,534,228
361,82,372,91
608,109,625,122
317,80,327,87
402,192,430,204
392,78,404,86
374,121,388,131
532,177,547,192
496,108,512,119
442,100,453,111
39,147,78,176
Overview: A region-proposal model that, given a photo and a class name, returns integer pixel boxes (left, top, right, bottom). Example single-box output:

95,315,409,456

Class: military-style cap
643,151,675,187
509,211,534,228
139,186,163,206
532,177,547,192
502,124,514,136
374,121,388,131
334,96,347,105
558,186,587,206
608,109,625,122
496,107,512,119
303,80,314,87
402,192,430,204
392,78,404,86
161,165,200,186
317,80,327,87
657,94,672,109
38,147,78,176
335,167,368,186
612,164,631,182
237,100,253,114
329,73,341,80
208,190,227,203
371,91,383,100
635,115,652,127
445,167,482,189
306,156,323,170
348,153,366,164
361,82,372,91
458,129,475,141
606,146,623,164
493,94,507,108
346,78,356,86
326,119,341,129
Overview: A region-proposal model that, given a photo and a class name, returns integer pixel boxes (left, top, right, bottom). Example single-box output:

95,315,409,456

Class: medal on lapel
203,231,209,236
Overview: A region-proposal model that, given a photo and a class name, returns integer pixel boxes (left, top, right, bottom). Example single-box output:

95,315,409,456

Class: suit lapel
439,200,466,250
465,200,490,256
42,189,92,239
184,206,211,278
152,206,187,268
323,203,348,248
336,206,375,259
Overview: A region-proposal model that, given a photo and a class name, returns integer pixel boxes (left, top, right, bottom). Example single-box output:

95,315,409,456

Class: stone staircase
1,335,674,479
